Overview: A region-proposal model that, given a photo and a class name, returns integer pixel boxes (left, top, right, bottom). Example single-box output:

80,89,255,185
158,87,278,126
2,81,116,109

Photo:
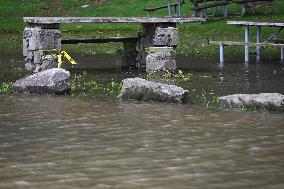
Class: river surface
0,54,284,189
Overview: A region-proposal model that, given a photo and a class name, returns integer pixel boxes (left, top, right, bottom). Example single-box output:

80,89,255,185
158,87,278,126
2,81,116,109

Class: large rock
118,77,188,103
218,93,284,111
13,68,70,94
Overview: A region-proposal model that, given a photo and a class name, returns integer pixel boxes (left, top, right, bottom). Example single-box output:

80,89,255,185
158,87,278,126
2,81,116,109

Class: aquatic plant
0,81,13,94
71,71,122,97
147,69,192,86
189,88,219,109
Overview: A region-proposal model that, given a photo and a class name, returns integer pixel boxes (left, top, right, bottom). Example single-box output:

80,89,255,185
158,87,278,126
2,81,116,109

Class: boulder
13,68,70,94
218,93,284,111
118,77,188,103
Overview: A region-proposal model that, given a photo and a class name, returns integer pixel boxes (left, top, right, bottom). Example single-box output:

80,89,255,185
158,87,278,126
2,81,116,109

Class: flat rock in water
13,68,70,94
118,77,188,103
218,93,284,111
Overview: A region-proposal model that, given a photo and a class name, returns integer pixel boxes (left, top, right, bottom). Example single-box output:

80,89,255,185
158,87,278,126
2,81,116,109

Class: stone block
23,27,61,51
33,51,42,64
34,55,58,73
153,27,178,47
38,29,61,50
23,38,27,57
146,51,176,72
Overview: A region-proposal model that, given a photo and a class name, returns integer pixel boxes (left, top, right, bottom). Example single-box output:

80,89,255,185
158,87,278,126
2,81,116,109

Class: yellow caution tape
57,54,62,68
57,51,77,68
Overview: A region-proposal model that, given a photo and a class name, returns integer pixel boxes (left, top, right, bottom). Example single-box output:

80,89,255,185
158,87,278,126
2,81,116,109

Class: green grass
0,0,284,56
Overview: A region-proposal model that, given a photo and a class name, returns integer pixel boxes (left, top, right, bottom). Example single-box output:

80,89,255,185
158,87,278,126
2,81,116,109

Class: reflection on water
0,54,284,188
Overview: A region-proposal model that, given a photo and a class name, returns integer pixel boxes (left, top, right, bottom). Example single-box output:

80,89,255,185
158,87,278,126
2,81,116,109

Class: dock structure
210,21,284,64
23,17,204,72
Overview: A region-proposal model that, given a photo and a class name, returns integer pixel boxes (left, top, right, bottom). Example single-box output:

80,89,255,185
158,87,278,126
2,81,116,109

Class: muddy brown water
0,54,284,189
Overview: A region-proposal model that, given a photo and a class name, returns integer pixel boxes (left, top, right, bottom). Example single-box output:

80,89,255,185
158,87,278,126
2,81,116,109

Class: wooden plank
227,21,284,27
210,41,284,47
61,37,138,44
271,39,284,44
233,0,274,4
23,17,204,24
144,3,179,11
191,2,230,11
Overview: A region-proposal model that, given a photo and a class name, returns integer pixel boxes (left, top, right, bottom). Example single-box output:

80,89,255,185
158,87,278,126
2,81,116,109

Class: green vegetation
1,0,284,56
71,71,122,97
188,88,219,108
0,81,13,94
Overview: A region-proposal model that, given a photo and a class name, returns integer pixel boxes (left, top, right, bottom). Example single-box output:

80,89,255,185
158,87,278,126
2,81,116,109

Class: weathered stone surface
23,27,61,72
13,68,70,94
153,27,178,47
146,51,176,72
34,55,58,73
25,62,35,72
218,93,284,111
23,27,61,51
23,17,205,24
118,77,188,103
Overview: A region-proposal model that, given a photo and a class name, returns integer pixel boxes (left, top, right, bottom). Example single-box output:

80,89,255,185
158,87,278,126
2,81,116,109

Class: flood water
0,54,284,189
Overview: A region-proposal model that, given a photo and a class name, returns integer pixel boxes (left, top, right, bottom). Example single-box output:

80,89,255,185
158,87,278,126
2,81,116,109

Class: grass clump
189,88,219,109
0,81,13,94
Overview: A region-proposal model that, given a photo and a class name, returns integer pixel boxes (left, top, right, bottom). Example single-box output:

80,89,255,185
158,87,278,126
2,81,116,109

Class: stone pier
145,26,178,73
23,24,61,72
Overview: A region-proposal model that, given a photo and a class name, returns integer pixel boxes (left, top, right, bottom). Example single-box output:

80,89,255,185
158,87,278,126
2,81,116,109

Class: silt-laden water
0,54,283,189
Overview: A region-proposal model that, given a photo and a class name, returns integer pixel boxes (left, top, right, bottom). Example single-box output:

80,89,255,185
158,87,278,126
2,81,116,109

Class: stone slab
23,17,205,24
218,93,284,111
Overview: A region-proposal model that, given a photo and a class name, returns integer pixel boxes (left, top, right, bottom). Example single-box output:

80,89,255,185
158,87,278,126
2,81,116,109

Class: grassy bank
1,0,284,57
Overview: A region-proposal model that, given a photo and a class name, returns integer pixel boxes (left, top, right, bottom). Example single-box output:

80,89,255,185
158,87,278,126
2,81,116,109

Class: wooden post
256,26,261,62
220,43,224,64
178,0,182,17
244,25,249,63
281,47,284,63
167,0,172,16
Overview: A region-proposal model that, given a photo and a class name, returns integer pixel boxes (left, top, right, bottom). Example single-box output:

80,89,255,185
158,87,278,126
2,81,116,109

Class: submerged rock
13,68,70,94
118,77,188,103
218,93,284,111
